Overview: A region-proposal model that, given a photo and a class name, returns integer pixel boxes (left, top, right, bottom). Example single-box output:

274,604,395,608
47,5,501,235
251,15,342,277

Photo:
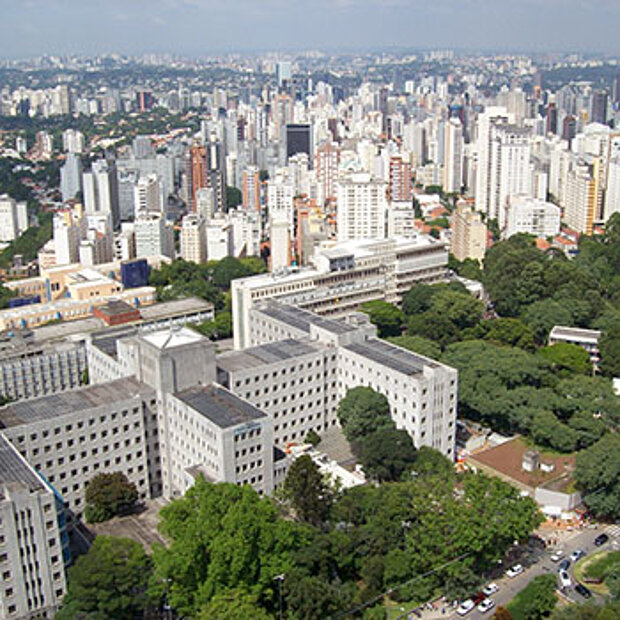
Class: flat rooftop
257,302,356,336
30,298,211,344
217,339,323,373
0,433,44,493
549,326,601,342
91,327,138,359
174,384,267,429
0,377,152,429
344,338,439,376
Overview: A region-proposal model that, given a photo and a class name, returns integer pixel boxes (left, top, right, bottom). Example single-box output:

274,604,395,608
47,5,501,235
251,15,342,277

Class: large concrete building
0,301,457,617
0,435,68,620
231,235,448,350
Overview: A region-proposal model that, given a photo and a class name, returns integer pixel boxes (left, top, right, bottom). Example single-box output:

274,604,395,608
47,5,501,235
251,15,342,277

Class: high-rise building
315,141,340,201
187,142,207,213
53,207,84,265
474,107,512,217
388,156,412,202
83,160,120,229
60,153,83,202
564,162,597,234
0,195,28,242
336,173,387,242
242,166,261,211
62,129,85,154
451,201,487,262
276,61,292,88
477,118,532,228
132,135,155,159
134,212,174,258
134,174,162,214
180,214,206,264
591,91,608,125
443,118,464,193
604,157,620,222
135,90,154,112
285,124,311,162
269,219,290,272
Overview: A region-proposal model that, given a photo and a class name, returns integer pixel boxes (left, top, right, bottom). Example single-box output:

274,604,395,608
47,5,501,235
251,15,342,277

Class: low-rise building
549,325,601,370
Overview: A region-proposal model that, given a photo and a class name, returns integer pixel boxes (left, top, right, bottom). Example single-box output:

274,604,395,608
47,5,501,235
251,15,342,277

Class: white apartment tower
134,212,174,258
336,172,387,242
443,117,464,193
134,174,162,214
0,195,28,242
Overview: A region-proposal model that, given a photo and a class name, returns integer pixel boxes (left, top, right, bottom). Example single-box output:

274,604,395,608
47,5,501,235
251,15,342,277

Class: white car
506,564,524,578
570,549,585,562
482,583,499,596
550,550,565,562
559,570,572,589
456,599,475,616
477,598,496,614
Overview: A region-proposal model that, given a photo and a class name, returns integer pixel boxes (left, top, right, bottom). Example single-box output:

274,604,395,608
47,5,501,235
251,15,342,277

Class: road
455,526,615,620
402,525,619,620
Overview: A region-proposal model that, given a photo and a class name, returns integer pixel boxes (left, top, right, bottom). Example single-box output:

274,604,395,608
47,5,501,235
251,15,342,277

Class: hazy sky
4,0,620,57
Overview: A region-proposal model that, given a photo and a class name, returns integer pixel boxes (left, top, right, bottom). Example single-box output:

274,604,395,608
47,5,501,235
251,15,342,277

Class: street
405,524,619,620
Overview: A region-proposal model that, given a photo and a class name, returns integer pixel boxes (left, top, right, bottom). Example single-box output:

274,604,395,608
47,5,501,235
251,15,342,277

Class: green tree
386,335,442,359
197,589,273,620
530,410,578,452
484,318,536,351
336,387,392,443
575,434,620,519
281,455,333,526
149,478,311,618
0,283,16,309
599,325,620,378
521,299,573,345
57,536,153,620
212,256,253,289
538,343,592,376
354,428,417,482
551,601,620,619
360,300,404,338
84,472,138,523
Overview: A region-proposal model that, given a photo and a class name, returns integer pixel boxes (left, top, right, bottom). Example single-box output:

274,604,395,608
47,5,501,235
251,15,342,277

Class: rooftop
140,326,205,350
257,301,356,336
174,384,267,429
344,338,440,375
549,326,601,342
0,377,152,428
0,433,44,494
217,339,322,373
95,299,140,317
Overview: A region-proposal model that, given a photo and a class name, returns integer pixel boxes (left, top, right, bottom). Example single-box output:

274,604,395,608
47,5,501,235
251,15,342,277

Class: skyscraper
443,118,464,194
285,124,311,162
388,156,412,201
60,153,83,202
591,91,608,125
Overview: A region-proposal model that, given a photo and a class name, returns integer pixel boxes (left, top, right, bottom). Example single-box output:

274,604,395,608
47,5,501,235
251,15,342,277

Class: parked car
559,570,572,589
558,559,571,571
575,583,592,599
471,592,486,605
506,564,524,578
477,599,495,614
482,583,499,597
595,533,609,546
570,549,585,562
456,599,475,616
550,550,565,562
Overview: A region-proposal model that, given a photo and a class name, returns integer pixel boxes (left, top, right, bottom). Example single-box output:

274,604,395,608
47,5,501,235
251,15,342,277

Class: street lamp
274,573,285,620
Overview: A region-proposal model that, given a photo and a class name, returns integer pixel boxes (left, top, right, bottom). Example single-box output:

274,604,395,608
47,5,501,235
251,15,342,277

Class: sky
3,0,620,58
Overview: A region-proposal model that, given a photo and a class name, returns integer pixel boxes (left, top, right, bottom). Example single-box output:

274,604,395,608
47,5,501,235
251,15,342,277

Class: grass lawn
573,550,620,596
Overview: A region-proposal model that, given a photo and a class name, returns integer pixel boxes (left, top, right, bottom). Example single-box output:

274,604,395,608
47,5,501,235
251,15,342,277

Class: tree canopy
84,472,138,523
57,536,153,620
336,387,392,443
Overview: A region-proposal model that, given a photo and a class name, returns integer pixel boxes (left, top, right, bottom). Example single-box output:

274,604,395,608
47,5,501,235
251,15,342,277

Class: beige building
451,201,487,262
180,214,206,264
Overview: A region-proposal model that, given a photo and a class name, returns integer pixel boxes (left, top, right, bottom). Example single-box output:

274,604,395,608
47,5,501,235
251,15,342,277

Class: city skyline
4,0,620,57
